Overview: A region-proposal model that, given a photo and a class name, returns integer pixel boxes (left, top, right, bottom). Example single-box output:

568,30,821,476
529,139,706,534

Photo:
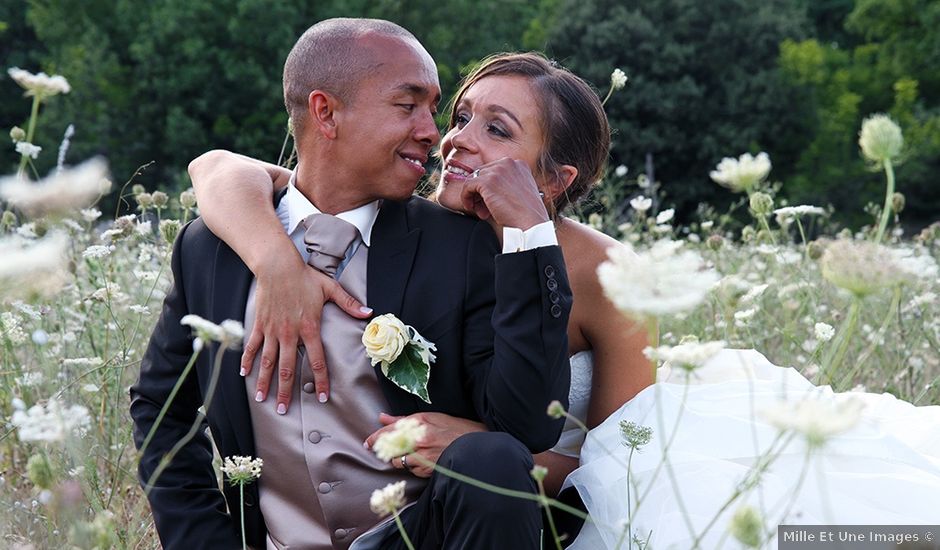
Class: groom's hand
364,412,487,478
243,258,372,413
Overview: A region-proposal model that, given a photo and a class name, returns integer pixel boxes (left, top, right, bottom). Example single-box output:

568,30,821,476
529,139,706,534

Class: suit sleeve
129,223,242,550
462,222,572,452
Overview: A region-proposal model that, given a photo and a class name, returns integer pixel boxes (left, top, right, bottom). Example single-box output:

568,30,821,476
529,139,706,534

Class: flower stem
17,95,42,178
137,350,200,457
240,483,247,550
873,158,895,244
393,510,416,550
820,298,861,385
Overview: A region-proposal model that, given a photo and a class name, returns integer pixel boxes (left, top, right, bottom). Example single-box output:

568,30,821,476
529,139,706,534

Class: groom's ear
308,90,340,140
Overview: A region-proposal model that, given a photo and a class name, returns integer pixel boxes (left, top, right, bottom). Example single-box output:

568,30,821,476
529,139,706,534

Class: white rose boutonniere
362,313,436,403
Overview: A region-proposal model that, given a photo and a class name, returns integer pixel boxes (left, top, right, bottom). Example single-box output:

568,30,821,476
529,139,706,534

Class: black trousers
376,431,542,550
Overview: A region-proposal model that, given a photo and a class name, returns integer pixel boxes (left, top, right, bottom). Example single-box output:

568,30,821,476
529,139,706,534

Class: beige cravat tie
303,213,360,278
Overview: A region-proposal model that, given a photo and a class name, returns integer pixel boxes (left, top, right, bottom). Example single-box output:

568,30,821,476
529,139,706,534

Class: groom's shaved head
283,18,421,137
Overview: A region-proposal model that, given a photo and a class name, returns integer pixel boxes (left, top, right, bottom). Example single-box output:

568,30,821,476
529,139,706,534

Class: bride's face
436,75,544,215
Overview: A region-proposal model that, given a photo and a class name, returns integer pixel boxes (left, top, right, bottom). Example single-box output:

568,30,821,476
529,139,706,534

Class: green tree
545,0,811,221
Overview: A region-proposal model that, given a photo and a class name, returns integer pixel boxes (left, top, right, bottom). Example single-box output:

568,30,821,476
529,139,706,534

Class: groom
131,18,572,550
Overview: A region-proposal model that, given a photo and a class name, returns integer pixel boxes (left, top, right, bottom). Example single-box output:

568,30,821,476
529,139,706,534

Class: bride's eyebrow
486,105,523,131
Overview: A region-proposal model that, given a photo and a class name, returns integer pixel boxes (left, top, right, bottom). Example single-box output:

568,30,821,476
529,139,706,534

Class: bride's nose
449,123,479,154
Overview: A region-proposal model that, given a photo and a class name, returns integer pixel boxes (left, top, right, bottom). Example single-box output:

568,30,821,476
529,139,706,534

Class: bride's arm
571,230,654,428
188,150,371,414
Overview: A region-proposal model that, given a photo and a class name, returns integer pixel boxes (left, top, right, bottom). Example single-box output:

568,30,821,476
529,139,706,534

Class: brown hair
447,52,611,214
283,18,418,138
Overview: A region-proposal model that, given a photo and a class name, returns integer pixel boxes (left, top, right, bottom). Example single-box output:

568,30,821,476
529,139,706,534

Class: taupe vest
244,243,425,549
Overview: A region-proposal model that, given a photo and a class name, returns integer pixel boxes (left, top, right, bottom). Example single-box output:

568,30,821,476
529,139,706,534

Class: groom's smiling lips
399,151,429,176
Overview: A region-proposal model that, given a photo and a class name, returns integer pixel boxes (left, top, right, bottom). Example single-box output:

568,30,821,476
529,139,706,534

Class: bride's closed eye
455,111,512,139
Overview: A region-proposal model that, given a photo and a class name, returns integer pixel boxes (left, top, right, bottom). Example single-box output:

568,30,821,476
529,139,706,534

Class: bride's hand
246,254,372,414
364,412,487,478
459,158,550,230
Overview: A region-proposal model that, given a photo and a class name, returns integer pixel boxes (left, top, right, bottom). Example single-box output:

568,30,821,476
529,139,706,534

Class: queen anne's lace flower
221,455,263,485
710,152,771,193
0,157,109,217
814,322,835,342
643,340,726,370
598,240,720,317
821,240,906,296
180,315,244,347
773,205,826,219
7,67,71,98
859,114,902,163
372,418,426,462
629,195,652,212
610,68,628,90
11,398,90,443
760,396,864,448
369,480,406,517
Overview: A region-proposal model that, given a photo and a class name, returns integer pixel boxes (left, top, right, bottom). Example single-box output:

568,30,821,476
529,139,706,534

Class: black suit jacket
130,195,572,549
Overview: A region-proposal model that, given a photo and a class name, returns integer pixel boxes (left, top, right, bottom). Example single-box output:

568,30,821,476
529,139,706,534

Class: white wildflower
133,270,158,282
370,480,407,517
814,323,835,342
821,239,906,297
0,157,109,217
709,152,771,193
859,113,903,164
890,248,939,281
135,221,152,236
82,245,114,259
610,68,628,90
760,396,864,448
16,223,37,239
81,384,99,393
655,208,675,224
7,67,71,98
0,233,70,297
630,195,652,212
1,312,27,344
31,329,48,345
221,455,263,485
644,341,726,370
129,305,151,315
701,220,714,230
181,315,243,347
773,205,826,220
17,371,43,387
598,240,720,317
11,398,90,443
740,283,769,304
734,307,758,321
614,165,628,177
80,208,101,222
636,174,651,189
90,282,123,303
372,417,426,462
15,142,41,159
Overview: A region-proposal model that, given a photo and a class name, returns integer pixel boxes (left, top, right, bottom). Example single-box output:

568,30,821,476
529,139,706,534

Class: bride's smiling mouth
442,159,476,182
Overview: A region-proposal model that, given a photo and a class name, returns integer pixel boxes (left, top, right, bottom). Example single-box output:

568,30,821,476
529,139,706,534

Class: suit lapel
207,188,289,457
367,199,422,413
210,241,256,457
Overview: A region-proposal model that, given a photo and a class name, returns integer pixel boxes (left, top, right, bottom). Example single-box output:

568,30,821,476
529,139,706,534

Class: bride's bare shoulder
556,217,625,278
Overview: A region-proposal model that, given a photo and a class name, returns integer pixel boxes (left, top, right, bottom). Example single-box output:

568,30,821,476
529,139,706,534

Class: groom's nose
413,108,440,147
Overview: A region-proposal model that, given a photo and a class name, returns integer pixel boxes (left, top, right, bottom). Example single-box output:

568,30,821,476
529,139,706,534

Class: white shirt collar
285,174,380,247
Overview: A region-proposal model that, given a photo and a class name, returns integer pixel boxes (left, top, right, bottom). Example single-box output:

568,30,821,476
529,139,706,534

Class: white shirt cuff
501,221,558,253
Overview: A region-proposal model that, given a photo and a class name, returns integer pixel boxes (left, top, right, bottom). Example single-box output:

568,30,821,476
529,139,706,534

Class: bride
188,52,940,548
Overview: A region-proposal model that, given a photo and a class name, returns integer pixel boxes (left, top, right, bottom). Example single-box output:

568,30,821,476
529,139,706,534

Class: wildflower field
1,62,938,549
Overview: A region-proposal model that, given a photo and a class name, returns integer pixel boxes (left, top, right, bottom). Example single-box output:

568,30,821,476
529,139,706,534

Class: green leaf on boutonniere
381,344,431,404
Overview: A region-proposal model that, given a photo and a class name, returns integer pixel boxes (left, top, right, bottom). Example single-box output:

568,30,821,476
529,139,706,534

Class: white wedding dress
560,349,940,550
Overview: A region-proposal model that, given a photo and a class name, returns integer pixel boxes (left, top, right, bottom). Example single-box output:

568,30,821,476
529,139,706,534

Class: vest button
308,430,322,444
303,382,315,394
334,528,348,539
318,482,332,494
